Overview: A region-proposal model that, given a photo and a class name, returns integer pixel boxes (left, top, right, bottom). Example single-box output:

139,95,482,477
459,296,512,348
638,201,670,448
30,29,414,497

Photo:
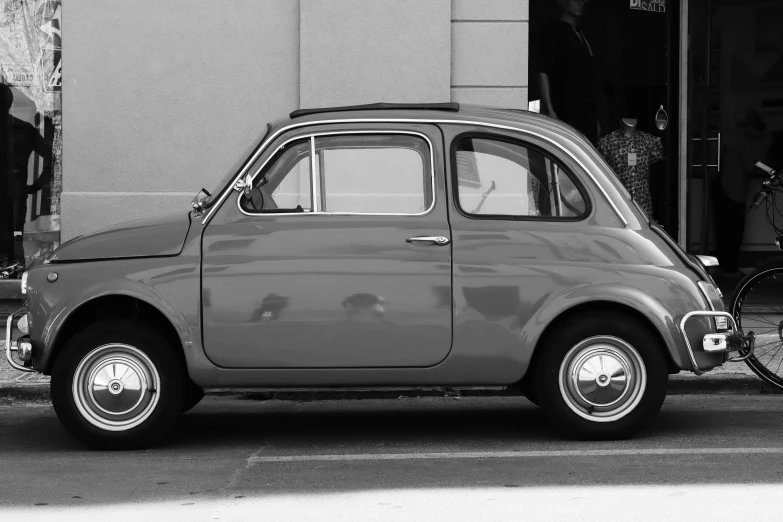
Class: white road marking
248,447,783,463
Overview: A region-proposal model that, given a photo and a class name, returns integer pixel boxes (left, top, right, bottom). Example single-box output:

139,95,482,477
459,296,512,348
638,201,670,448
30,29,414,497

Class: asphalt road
3,395,783,520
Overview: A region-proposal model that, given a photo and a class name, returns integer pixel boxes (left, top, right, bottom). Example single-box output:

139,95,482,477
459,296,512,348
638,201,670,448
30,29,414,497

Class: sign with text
630,0,666,13
1,64,35,87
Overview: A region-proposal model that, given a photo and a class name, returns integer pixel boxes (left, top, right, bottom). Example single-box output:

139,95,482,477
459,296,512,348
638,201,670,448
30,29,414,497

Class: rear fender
524,283,691,371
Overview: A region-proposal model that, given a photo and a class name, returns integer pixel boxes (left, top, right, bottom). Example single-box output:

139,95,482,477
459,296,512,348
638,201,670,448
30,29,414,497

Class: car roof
272,102,588,149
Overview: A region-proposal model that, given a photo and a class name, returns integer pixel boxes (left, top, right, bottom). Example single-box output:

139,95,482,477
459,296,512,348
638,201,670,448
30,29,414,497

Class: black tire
519,378,539,406
534,311,668,440
182,378,205,413
730,261,783,390
51,320,186,450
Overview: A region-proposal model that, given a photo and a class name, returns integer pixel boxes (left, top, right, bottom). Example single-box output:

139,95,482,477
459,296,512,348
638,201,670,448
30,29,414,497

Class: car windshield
199,124,272,208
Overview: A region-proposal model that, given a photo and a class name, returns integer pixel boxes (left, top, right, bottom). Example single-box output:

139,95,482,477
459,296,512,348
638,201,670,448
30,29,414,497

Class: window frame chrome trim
310,136,318,212
234,130,437,218
205,118,629,226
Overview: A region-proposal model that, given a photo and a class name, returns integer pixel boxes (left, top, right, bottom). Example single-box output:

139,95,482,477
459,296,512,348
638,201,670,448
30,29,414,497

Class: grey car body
9,104,745,447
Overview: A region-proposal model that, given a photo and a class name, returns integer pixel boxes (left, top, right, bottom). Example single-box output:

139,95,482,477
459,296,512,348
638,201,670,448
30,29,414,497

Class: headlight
698,281,723,311
21,271,28,295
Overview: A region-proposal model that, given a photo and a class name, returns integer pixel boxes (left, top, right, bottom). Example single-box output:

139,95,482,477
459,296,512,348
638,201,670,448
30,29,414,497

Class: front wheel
730,261,783,391
534,312,668,440
51,320,186,449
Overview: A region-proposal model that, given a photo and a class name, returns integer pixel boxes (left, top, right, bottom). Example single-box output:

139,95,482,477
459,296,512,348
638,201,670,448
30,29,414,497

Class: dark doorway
529,0,680,236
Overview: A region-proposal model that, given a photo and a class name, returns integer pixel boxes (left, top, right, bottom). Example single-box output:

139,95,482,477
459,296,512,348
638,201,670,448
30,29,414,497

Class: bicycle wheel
730,261,783,390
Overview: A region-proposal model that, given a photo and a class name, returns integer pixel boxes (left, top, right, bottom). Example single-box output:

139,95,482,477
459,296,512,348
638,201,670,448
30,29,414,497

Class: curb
666,376,783,395
2,376,780,403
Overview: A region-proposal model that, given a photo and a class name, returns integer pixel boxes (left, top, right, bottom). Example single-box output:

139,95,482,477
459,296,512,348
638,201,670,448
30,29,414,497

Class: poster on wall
1,64,34,87
0,0,62,274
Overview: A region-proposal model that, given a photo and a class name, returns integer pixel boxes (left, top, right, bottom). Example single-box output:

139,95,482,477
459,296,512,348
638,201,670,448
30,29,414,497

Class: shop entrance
529,0,680,236
686,0,783,289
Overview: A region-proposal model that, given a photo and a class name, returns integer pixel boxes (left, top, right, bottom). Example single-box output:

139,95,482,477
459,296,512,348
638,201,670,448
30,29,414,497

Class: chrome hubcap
72,344,160,432
559,336,646,423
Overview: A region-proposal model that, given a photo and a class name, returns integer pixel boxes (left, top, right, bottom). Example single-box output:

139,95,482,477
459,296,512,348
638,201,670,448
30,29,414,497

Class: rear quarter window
453,136,589,220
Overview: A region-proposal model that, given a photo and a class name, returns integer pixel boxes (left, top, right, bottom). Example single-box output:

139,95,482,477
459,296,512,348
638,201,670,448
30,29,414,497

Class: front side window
240,133,432,215
315,134,431,215
454,137,587,219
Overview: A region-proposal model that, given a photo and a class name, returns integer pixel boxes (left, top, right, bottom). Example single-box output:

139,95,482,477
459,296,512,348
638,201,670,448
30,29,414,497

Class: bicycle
729,161,783,390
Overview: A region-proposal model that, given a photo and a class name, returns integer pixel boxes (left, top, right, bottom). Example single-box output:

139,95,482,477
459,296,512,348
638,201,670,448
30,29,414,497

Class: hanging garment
597,130,664,216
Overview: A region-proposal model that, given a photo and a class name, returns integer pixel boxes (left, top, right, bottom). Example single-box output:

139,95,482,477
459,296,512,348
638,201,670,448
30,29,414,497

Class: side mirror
191,188,212,215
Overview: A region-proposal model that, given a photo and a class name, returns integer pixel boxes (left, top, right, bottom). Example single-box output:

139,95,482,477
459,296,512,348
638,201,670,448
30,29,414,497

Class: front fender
28,273,194,373
523,280,714,372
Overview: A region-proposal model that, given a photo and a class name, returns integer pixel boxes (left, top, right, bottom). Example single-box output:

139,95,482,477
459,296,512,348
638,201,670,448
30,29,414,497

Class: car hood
48,212,192,263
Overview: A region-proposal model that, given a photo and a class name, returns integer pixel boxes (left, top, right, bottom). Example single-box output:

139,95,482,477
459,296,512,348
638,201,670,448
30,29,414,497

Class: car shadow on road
171,397,555,450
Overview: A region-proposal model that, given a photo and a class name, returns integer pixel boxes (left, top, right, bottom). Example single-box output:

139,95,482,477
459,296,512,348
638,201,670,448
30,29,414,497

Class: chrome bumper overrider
5,307,35,373
679,311,755,376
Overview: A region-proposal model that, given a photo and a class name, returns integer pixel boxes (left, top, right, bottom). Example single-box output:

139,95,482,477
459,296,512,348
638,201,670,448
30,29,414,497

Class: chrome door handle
406,236,450,246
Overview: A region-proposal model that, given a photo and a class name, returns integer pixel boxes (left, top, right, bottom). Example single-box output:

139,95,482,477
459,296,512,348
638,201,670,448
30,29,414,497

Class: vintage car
5,103,752,449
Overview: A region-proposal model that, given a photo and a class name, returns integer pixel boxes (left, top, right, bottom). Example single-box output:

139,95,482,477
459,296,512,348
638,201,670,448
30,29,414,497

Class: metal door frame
678,0,689,248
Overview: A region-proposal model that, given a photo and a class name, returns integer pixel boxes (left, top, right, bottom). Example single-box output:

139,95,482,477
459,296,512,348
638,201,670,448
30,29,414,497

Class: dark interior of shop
530,0,783,299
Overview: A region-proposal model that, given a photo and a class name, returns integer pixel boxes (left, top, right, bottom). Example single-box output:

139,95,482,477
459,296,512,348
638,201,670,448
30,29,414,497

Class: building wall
299,0,452,107
451,0,529,109
62,0,530,240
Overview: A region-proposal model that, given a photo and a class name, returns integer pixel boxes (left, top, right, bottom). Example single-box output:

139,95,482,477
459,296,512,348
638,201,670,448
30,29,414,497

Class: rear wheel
534,312,668,440
51,320,185,449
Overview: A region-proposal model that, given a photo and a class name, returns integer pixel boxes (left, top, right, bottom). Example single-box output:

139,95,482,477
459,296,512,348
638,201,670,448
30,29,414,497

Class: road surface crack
224,442,267,491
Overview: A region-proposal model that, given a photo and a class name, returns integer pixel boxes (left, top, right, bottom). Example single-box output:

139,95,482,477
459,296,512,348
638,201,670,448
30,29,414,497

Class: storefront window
0,0,62,276
529,0,678,234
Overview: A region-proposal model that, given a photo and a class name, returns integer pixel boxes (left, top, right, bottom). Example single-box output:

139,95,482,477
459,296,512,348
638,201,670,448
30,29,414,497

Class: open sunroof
290,102,460,119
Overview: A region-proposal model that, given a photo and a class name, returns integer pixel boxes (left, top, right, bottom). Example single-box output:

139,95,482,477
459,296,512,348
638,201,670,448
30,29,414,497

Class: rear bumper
679,311,755,375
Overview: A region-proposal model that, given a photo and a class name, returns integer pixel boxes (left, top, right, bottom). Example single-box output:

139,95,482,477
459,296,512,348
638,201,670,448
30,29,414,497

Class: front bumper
4,307,36,373
679,311,755,375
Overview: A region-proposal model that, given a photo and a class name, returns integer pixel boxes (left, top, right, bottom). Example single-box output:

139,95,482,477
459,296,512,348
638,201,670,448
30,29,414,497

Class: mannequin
597,115,664,217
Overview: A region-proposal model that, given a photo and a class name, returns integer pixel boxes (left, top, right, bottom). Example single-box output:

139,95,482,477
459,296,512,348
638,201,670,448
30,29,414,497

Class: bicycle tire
729,259,783,390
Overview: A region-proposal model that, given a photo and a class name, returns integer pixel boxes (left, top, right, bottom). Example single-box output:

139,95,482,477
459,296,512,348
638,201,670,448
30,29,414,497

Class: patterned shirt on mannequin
597,130,664,216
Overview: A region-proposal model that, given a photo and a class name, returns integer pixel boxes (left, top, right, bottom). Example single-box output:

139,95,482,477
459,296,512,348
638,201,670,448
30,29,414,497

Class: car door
443,127,594,364
200,123,453,368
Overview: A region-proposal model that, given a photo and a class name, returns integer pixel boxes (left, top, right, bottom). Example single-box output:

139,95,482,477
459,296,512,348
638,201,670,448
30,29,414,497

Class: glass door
686,0,783,292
